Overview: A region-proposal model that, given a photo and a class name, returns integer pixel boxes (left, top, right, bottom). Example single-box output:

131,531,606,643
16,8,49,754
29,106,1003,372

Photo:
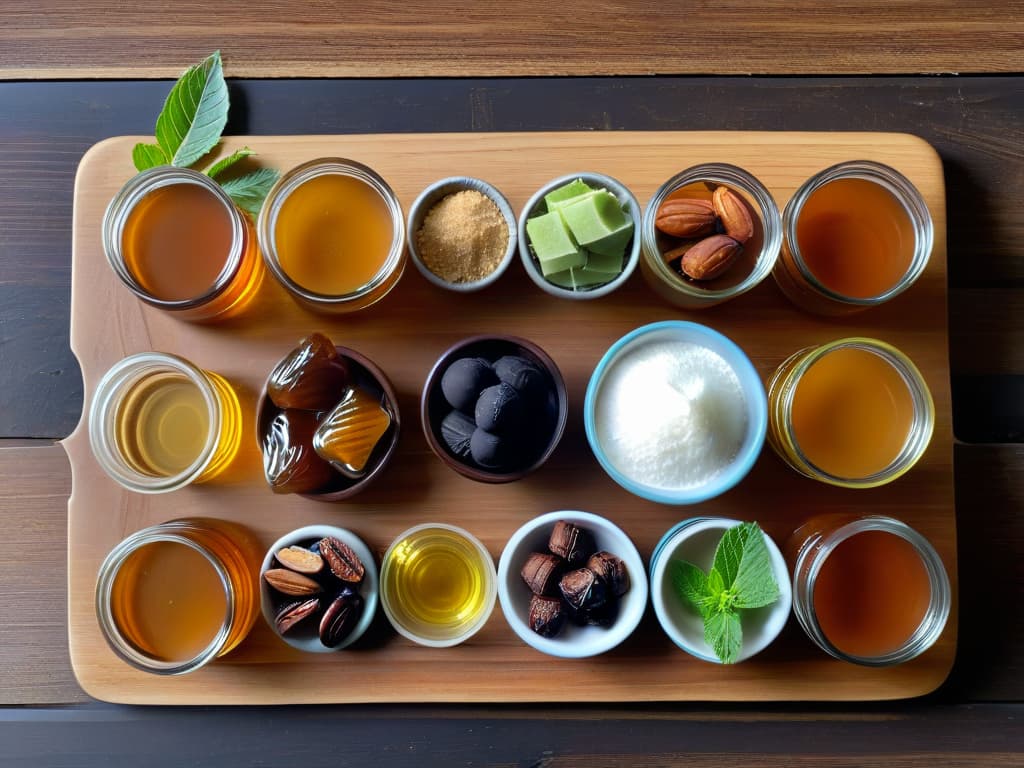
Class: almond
654,198,716,238
276,545,324,575
680,235,743,281
712,186,754,244
263,568,323,596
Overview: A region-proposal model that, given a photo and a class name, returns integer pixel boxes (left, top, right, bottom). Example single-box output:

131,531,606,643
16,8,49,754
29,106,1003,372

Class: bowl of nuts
497,510,647,658
640,163,781,310
260,525,378,653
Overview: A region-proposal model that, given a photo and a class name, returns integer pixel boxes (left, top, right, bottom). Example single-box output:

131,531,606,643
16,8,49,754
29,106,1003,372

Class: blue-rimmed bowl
649,517,791,663
584,321,767,504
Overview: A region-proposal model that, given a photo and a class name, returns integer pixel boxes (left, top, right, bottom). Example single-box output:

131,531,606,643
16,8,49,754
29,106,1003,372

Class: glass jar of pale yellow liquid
380,524,497,647
88,352,243,493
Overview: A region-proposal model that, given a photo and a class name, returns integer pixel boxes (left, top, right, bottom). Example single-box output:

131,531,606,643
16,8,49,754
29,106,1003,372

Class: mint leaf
155,50,229,168
220,168,280,217
132,142,169,172
671,560,715,617
732,523,781,609
705,609,742,665
205,147,254,179
712,521,754,589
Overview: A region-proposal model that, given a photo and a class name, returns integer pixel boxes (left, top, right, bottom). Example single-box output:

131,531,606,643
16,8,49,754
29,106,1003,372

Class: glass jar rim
641,162,782,302
95,529,235,675
379,523,497,648
781,160,934,306
101,167,246,311
257,157,406,306
793,515,951,666
776,338,935,488
88,352,223,493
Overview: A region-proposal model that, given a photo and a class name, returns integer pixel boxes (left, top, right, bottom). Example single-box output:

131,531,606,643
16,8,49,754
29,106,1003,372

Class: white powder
595,340,747,490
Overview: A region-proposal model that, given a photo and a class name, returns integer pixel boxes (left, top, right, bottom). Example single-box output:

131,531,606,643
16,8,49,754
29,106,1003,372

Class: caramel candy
267,332,350,411
262,409,336,494
313,387,392,479
548,520,595,566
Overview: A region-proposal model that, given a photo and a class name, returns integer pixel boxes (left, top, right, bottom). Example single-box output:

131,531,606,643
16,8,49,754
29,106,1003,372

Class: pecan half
319,588,364,647
654,198,716,238
680,234,743,281
319,536,365,584
275,597,320,634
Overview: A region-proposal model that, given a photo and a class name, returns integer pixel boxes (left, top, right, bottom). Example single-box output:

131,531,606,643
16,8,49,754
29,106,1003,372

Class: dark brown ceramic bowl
257,344,401,502
421,335,567,483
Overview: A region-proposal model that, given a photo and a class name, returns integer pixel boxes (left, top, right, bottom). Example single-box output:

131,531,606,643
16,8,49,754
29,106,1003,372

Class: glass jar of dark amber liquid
786,514,950,666
96,518,262,675
102,167,263,322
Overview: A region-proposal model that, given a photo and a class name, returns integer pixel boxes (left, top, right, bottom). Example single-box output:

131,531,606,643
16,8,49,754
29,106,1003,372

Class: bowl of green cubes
518,173,641,299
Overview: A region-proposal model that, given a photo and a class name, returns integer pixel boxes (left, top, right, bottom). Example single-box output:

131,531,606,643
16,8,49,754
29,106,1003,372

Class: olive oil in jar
381,524,497,646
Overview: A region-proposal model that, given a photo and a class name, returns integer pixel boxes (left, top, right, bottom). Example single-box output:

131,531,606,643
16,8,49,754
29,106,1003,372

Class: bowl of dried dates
497,510,647,658
260,525,378,653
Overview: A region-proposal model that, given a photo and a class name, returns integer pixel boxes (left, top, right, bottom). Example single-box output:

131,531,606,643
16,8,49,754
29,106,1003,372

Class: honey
787,515,950,665
258,159,406,313
97,518,262,674
90,353,243,493
104,168,263,322
767,338,934,488
774,161,932,315
790,345,913,479
796,178,915,299
380,525,496,647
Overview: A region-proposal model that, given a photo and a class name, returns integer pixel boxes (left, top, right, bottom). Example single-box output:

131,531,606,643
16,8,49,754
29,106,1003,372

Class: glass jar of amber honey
258,158,406,313
96,518,262,674
787,514,950,666
102,167,263,322
773,160,933,315
767,338,934,488
89,352,243,493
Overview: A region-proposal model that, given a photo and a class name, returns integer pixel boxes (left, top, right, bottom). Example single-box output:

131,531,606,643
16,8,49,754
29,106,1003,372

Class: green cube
543,179,594,210
559,190,633,258
545,269,578,289
526,211,585,276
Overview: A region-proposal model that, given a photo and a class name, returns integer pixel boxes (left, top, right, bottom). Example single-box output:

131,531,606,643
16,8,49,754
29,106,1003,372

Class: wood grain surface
2,1,1024,78
63,132,954,704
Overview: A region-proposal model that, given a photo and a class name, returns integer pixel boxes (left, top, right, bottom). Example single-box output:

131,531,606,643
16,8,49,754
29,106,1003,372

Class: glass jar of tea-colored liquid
258,158,406,313
89,352,243,493
786,514,951,666
766,338,934,488
102,167,263,322
773,160,933,315
96,518,262,674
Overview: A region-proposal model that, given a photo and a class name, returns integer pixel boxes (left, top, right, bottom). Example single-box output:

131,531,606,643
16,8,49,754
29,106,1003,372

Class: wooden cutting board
64,132,955,704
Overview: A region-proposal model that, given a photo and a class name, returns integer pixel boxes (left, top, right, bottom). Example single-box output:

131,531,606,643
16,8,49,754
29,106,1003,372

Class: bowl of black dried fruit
420,335,567,483
258,332,400,501
260,525,378,653
497,511,648,658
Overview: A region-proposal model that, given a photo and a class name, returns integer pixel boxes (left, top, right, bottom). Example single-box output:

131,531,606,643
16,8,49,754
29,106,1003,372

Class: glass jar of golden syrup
766,338,934,488
786,514,950,666
102,167,263,322
96,518,262,674
258,158,406,313
773,161,933,315
89,352,243,493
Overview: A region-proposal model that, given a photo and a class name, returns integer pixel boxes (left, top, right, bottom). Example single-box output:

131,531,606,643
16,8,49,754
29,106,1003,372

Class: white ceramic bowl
518,172,641,300
498,510,648,658
649,517,791,663
260,524,379,653
407,176,518,292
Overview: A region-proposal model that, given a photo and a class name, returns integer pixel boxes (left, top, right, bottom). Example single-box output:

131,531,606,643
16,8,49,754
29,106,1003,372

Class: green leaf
712,521,754,589
220,168,280,217
705,608,743,665
732,523,781,609
671,560,714,616
205,147,254,179
132,142,169,171
155,50,229,168
707,566,725,597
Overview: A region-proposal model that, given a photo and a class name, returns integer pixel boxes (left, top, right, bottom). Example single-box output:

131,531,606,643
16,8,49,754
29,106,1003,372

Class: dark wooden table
1,77,1022,765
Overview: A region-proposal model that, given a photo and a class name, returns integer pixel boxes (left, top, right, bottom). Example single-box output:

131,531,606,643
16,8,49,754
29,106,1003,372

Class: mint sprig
132,51,278,217
669,521,780,664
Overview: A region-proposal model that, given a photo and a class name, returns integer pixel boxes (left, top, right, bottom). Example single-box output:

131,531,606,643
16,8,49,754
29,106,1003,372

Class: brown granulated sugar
416,190,509,283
